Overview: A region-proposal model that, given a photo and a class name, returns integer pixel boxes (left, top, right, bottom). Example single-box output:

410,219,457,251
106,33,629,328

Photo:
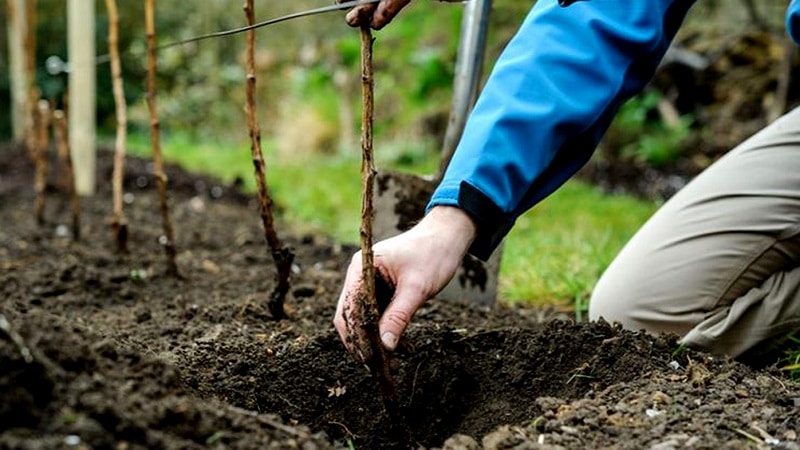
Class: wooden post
6,0,29,142
67,0,96,196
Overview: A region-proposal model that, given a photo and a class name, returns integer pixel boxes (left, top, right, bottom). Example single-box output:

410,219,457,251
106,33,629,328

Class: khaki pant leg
589,106,800,358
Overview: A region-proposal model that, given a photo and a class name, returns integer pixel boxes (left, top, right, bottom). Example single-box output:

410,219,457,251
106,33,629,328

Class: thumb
345,3,378,27
377,281,425,351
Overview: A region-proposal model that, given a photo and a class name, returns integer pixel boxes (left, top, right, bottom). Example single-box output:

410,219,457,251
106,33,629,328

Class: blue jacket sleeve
787,0,800,45
426,0,696,260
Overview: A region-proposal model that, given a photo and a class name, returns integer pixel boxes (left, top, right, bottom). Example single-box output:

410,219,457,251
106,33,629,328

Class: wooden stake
145,0,179,276
53,109,81,240
7,0,30,142
34,99,50,225
105,0,128,253
243,0,294,320
355,25,399,414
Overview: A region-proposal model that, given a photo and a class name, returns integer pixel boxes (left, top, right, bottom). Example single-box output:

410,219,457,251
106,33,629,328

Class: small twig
145,0,180,277
750,423,778,444
408,359,427,405
0,314,33,363
33,99,51,225
276,393,300,411
728,425,766,445
23,0,37,159
769,375,788,393
226,405,308,438
329,421,358,441
105,0,129,253
243,0,295,320
0,314,65,378
53,109,81,240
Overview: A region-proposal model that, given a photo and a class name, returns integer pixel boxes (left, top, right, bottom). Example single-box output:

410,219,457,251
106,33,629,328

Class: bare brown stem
34,99,50,225
145,0,180,277
244,0,294,319
53,109,81,240
356,25,398,415
23,0,37,159
105,0,128,253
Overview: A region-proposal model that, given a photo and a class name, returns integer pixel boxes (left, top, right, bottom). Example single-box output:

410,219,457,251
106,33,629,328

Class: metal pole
436,0,492,182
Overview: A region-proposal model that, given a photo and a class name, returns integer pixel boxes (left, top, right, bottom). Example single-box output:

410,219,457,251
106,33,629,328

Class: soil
2,142,800,450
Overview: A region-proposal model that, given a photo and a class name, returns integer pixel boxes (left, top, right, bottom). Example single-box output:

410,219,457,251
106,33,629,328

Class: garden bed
2,142,799,449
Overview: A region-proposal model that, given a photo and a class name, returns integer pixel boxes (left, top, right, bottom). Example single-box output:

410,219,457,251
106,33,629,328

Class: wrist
418,206,477,256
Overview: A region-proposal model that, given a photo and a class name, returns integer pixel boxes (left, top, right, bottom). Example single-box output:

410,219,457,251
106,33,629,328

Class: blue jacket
428,0,800,260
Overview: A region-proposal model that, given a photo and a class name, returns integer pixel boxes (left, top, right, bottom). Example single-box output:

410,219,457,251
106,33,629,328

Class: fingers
334,252,372,361
344,3,378,27
371,0,411,29
378,278,426,350
334,250,425,359
343,0,412,30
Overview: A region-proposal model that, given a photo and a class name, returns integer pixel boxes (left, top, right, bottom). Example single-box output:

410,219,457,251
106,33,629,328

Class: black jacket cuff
457,181,512,261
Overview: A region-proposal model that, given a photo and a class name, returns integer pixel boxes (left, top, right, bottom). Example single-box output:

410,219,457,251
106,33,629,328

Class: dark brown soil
2,142,799,450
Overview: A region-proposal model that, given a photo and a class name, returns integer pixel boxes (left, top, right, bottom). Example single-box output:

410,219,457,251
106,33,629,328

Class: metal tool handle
435,0,492,183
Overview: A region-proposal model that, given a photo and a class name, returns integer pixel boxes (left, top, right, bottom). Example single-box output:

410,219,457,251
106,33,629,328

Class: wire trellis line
48,0,383,73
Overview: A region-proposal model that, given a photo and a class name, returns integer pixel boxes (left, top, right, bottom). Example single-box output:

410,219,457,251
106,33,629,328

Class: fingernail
381,332,398,350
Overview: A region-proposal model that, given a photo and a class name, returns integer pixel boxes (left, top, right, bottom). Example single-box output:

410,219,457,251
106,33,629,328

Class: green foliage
781,335,800,380
411,50,455,102
126,131,364,242
671,343,688,358
500,181,657,306
127,132,656,307
610,91,693,167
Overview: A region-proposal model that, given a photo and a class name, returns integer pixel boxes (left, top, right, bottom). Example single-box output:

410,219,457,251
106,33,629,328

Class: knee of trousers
588,273,639,329
587,267,669,334
588,268,698,337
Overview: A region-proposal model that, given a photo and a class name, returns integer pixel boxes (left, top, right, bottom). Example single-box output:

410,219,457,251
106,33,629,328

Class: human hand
339,0,463,30
333,206,477,362
339,0,412,30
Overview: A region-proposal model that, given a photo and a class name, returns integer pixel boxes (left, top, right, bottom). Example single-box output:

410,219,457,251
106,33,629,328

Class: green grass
501,183,657,307
126,132,657,307
126,132,364,242
782,336,800,380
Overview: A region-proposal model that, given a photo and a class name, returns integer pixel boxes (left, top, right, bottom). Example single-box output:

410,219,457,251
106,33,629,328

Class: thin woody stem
357,25,399,414
145,0,180,277
244,0,294,319
105,0,129,253
53,110,81,240
33,99,50,225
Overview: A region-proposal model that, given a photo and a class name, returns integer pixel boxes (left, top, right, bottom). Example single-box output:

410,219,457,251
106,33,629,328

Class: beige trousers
589,106,800,359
